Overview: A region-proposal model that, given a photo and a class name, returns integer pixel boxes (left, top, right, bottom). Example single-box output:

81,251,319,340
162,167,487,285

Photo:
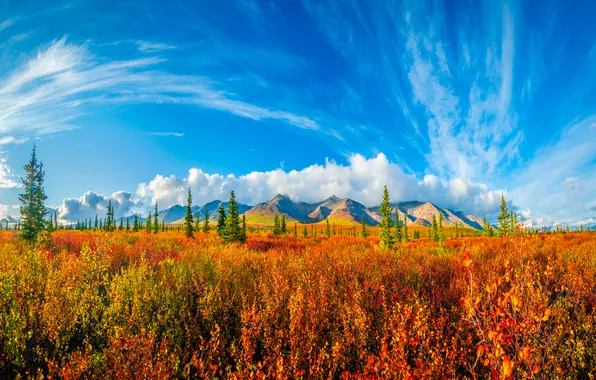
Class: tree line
13,146,592,242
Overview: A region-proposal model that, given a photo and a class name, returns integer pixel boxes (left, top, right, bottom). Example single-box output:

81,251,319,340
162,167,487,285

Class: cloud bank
57,153,504,222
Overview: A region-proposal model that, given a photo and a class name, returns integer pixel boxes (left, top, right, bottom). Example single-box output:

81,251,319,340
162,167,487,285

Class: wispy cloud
0,18,14,32
135,40,178,53
148,131,184,137
511,116,596,226
0,36,321,144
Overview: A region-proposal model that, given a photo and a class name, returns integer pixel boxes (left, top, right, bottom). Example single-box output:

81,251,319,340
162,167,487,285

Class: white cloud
135,41,178,53
148,132,185,137
134,152,504,217
0,158,19,188
57,190,138,222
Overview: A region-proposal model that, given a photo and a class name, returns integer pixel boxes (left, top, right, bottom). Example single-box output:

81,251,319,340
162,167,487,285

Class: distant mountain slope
243,195,484,229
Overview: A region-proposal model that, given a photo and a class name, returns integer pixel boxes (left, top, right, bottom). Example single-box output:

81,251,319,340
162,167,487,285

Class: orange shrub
0,230,594,378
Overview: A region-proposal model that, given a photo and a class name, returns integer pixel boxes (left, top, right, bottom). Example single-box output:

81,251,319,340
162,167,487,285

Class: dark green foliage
272,212,281,235
145,214,152,233
393,210,402,243
325,219,331,238
216,206,226,237
280,215,286,234
203,209,210,233
431,215,439,242
403,214,409,242
379,186,393,248
184,188,194,239
361,215,368,237
223,191,242,243
240,214,247,243
19,145,48,241
153,204,159,234
497,193,510,236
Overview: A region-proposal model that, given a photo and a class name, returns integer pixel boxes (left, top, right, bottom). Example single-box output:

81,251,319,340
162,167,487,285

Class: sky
0,0,594,227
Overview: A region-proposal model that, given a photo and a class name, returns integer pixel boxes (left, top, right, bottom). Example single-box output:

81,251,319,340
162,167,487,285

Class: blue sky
0,0,594,227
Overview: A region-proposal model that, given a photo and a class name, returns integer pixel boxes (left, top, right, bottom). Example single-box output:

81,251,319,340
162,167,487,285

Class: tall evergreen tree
379,186,393,248
19,145,48,241
361,215,368,237
145,213,152,233
105,200,114,231
240,214,247,243
293,222,298,237
153,204,159,234
272,212,281,235
203,209,210,233
509,210,519,236
133,215,139,232
403,214,409,242
393,210,402,243
216,206,226,237
126,219,130,231
438,213,445,245
280,215,287,234
302,225,308,237
119,218,124,231
223,191,241,242
325,218,331,238
497,193,510,236
431,214,439,242
184,188,194,238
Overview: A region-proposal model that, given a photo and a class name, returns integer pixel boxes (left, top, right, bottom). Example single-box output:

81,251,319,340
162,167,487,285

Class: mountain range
1,195,485,230
242,194,483,229
146,194,484,230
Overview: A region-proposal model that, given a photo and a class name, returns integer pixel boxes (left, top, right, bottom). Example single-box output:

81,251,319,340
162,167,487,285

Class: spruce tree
438,213,445,245
302,225,308,237
325,218,331,238
133,215,139,232
184,188,194,238
223,191,241,242
153,204,159,234
497,193,510,236
509,210,519,236
145,213,152,233
19,145,48,241
272,212,281,235
203,209,210,233
379,186,393,248
403,214,409,242
240,214,247,243
119,218,124,231
431,215,439,242
293,222,298,237
393,210,402,243
216,206,226,237
361,215,368,237
280,215,286,234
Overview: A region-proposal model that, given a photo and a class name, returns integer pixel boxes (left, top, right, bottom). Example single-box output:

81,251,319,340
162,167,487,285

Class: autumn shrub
0,230,594,378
